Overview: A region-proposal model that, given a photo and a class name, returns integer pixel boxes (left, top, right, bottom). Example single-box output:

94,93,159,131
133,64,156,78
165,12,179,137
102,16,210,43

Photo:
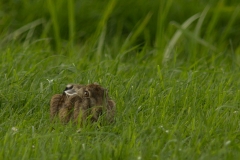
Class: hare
50,83,116,125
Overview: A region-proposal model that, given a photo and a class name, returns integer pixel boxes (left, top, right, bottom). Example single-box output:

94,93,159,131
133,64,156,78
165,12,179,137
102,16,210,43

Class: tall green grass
0,0,240,159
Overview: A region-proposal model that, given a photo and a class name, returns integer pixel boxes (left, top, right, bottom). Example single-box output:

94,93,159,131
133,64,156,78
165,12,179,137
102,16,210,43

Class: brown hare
50,83,116,125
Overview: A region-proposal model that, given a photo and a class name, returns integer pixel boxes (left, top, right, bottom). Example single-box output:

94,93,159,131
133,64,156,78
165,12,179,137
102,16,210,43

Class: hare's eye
84,91,89,97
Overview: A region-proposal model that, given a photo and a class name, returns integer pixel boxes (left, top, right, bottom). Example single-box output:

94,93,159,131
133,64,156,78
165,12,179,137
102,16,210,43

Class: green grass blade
155,0,173,60
47,0,61,53
68,0,75,53
162,13,200,65
93,0,117,57
194,6,210,37
1,19,44,44
120,12,152,53
171,22,217,51
219,5,240,44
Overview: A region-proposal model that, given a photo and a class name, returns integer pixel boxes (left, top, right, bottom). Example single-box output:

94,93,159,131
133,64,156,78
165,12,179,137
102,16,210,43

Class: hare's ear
65,89,78,96
64,84,77,96
64,84,73,91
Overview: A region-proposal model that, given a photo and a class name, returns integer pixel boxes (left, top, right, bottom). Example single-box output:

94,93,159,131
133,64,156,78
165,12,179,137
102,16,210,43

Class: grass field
1,0,240,159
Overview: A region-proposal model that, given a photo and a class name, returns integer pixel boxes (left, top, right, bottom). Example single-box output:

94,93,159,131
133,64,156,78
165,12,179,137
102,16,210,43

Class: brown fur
50,94,66,120
50,84,85,121
50,83,116,125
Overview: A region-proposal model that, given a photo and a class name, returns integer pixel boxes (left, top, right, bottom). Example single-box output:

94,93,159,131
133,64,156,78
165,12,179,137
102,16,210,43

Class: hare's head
77,83,109,107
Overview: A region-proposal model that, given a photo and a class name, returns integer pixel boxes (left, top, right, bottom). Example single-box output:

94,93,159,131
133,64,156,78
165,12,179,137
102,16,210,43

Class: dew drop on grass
137,106,142,111
151,108,154,113
11,127,18,132
47,79,53,84
82,144,86,150
225,141,231,146
159,125,163,128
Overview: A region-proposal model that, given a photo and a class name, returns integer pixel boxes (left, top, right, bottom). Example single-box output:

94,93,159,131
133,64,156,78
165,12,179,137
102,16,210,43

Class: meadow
0,0,240,159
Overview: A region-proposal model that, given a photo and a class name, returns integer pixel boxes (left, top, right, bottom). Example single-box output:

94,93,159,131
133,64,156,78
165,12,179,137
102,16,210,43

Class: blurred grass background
1,0,240,56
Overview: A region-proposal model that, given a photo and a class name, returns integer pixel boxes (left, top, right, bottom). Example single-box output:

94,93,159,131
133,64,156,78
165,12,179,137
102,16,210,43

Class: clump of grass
1,39,240,159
